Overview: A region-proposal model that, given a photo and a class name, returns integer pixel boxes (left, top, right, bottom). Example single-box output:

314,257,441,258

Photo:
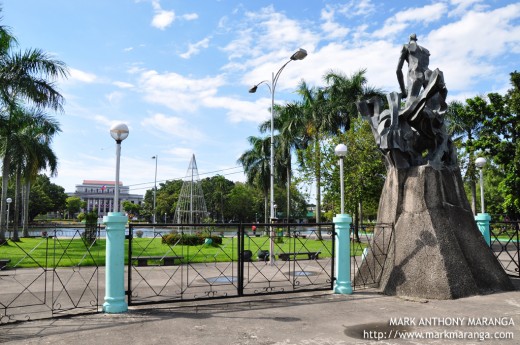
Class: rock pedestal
357,166,514,299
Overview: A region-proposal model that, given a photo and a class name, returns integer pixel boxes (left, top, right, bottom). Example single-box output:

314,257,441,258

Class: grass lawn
0,236,367,269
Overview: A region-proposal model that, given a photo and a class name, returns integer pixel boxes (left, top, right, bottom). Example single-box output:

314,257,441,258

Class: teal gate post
476,213,491,246
103,212,128,313
333,214,353,294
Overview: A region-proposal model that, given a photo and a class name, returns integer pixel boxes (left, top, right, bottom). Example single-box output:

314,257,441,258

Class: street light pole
250,48,307,266
110,123,129,213
152,155,158,223
334,144,348,214
249,48,307,224
6,198,12,237
475,157,487,214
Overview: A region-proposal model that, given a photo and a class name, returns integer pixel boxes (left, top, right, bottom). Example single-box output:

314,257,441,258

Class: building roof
81,180,123,186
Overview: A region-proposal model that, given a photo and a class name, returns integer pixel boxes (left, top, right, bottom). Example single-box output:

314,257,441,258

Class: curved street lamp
475,157,487,214
110,123,129,213
249,48,307,224
334,144,348,214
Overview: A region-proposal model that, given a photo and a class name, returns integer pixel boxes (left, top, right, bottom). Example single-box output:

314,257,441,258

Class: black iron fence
127,222,335,305
351,223,395,290
490,221,520,277
0,225,102,324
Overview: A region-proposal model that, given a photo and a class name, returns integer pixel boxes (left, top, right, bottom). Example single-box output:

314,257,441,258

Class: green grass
0,236,367,269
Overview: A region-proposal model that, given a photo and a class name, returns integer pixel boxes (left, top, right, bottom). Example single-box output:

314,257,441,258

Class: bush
135,230,144,238
161,233,223,246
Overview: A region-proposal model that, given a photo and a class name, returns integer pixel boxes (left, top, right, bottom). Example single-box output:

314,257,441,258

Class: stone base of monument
356,165,514,299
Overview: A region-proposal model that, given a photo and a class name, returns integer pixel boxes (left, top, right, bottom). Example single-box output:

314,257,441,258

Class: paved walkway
1,279,519,345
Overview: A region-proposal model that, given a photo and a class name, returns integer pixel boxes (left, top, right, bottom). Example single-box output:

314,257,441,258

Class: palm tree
1,105,60,240
237,136,271,223
446,98,487,215
323,69,384,235
259,103,304,222
0,23,67,243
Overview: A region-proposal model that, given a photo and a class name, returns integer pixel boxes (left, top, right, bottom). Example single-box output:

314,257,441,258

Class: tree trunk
22,180,31,237
11,167,21,241
0,156,10,243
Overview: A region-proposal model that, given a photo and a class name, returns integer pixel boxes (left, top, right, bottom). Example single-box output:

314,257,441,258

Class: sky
2,0,520,196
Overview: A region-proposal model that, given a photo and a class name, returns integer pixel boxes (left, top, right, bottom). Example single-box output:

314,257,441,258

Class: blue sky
3,0,520,195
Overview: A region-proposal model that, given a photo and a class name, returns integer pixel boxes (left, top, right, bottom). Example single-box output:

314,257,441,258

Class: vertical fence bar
238,224,244,296
331,223,336,290
127,224,133,305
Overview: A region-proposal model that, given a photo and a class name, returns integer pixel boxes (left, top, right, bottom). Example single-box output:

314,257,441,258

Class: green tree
237,136,271,223
66,196,83,218
0,20,68,243
477,72,520,217
446,98,486,214
27,175,67,222
122,201,141,220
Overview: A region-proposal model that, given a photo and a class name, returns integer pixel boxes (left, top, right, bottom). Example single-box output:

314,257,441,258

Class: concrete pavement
1,278,519,345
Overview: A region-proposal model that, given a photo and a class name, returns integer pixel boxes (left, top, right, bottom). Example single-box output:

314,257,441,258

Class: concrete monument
355,34,513,299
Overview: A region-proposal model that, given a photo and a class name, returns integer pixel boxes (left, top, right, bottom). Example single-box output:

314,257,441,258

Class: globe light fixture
110,123,129,213
334,144,348,214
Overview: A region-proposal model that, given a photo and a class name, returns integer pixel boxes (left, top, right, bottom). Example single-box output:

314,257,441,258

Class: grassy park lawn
0,236,367,269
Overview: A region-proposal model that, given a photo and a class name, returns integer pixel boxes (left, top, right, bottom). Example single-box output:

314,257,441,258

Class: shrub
161,232,223,246
135,230,144,238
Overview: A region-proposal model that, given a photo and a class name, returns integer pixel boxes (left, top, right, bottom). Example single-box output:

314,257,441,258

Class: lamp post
109,123,129,213
103,122,129,313
6,198,12,237
475,157,487,214
332,143,352,294
475,157,491,246
249,48,307,224
152,155,158,223
334,144,348,214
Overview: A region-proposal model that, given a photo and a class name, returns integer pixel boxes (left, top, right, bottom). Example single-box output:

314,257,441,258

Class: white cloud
113,81,134,89
373,3,448,38
69,68,97,83
137,70,225,113
180,37,211,59
182,13,198,21
106,91,124,105
152,9,175,30
141,113,204,140
320,6,350,39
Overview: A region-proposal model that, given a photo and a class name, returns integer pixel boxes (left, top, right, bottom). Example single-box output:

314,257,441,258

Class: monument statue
355,34,513,299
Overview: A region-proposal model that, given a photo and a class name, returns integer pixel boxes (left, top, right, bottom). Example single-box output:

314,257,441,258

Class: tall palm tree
446,98,487,215
323,69,384,234
0,24,67,242
237,136,271,223
259,103,304,222
1,105,60,240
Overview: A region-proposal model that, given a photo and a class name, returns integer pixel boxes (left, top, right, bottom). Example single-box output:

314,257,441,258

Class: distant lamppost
103,122,130,314
164,213,167,223
334,144,348,214
152,155,158,223
475,157,487,214
110,123,129,213
249,48,307,223
332,142,352,294
6,198,12,236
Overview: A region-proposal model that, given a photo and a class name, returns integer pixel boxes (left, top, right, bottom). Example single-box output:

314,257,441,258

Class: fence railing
490,221,520,277
0,225,102,324
127,222,335,305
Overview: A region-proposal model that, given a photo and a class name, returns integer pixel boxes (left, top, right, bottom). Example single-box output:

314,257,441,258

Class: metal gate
491,221,520,277
351,223,394,290
127,222,335,305
0,226,101,324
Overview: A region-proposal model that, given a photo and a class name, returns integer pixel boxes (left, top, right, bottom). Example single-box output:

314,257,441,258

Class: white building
70,180,143,217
